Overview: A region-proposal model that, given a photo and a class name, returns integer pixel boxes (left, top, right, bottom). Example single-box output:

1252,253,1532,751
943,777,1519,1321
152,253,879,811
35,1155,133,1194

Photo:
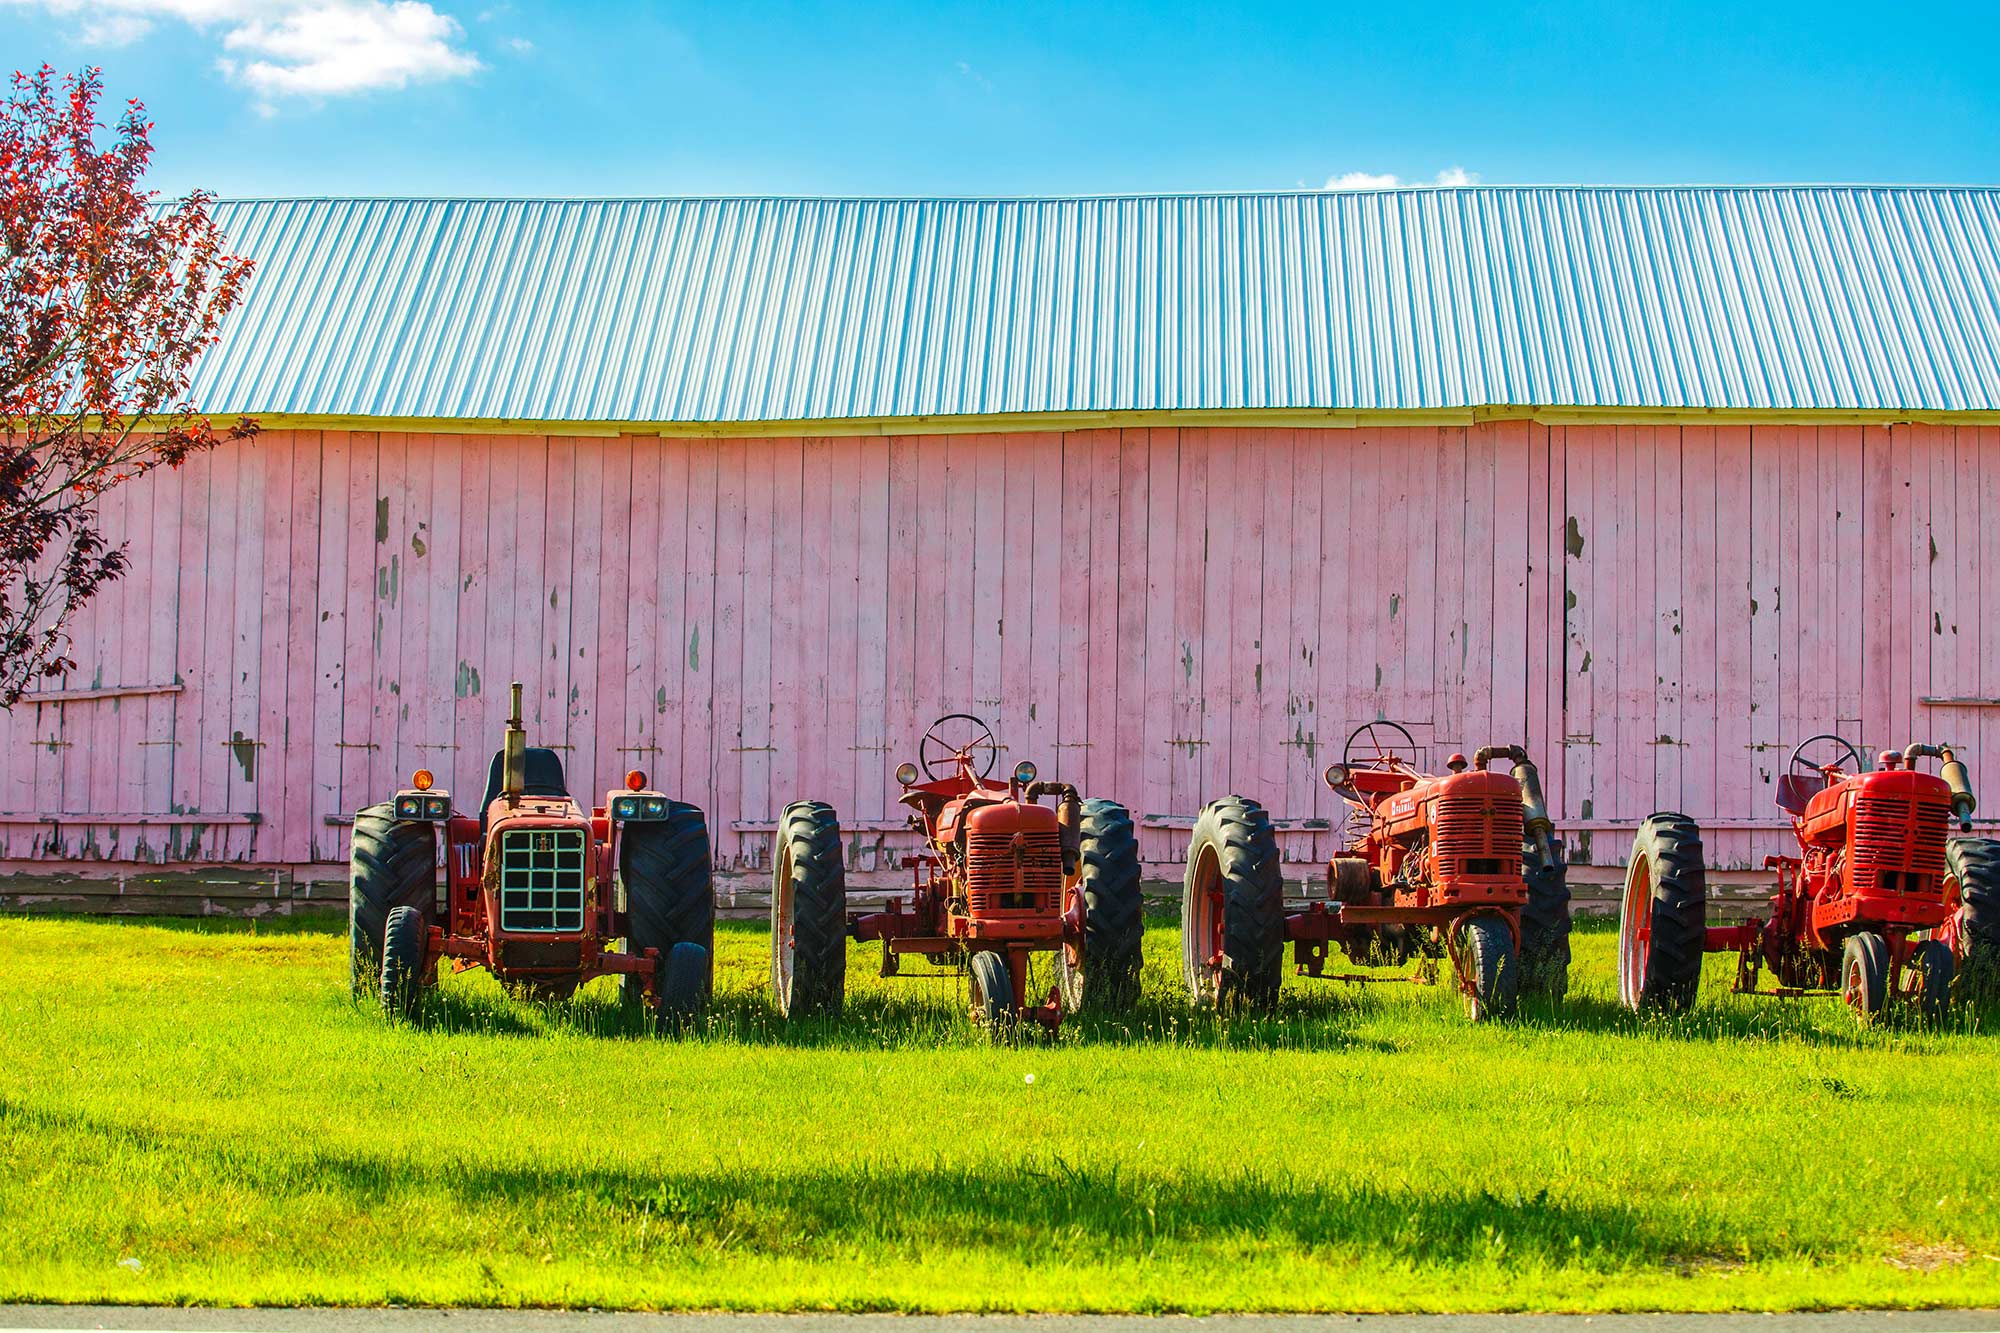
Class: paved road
3,1310,1999,1333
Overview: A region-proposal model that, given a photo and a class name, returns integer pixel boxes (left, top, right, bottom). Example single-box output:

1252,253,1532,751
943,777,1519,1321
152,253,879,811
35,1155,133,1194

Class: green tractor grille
498,827,586,932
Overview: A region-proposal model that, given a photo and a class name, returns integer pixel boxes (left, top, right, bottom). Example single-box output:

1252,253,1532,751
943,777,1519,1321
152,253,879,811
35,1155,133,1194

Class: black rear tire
620,803,714,1016
1618,814,1707,1013
379,904,429,1021
1059,798,1144,1012
349,804,437,999
1181,796,1285,1011
771,800,847,1018
1949,838,2000,1002
1458,915,1519,1021
1518,845,1571,1001
1842,931,1889,1023
968,950,1016,1039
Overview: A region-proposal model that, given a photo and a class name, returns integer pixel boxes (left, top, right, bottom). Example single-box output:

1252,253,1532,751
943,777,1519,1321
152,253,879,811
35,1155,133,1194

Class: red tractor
1620,734,1999,1023
1183,722,1571,1021
348,683,715,1032
768,713,1145,1034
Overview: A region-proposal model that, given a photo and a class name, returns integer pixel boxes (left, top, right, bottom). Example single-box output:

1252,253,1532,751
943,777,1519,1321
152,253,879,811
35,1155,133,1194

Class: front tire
1842,931,1889,1023
379,904,429,1021
1458,915,1519,1021
1948,838,2000,1001
1058,798,1144,1012
771,801,847,1019
1181,796,1285,1010
968,950,1017,1038
621,803,715,1017
348,804,437,999
654,941,710,1035
1618,814,1707,1013
1909,939,1954,1026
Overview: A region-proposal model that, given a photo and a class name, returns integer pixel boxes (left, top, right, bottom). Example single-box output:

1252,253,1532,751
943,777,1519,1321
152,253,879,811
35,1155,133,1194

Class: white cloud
1328,170,1403,190
1325,166,1484,190
4,0,482,101
506,34,530,53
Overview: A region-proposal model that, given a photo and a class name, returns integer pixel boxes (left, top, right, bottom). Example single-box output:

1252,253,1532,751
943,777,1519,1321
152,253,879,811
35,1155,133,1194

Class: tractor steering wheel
919,713,999,780
1788,732,1862,779
1343,720,1422,772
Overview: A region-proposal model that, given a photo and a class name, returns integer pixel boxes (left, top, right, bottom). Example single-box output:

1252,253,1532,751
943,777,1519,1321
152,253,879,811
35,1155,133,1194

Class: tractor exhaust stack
1474,744,1557,865
503,681,526,804
1906,742,1976,831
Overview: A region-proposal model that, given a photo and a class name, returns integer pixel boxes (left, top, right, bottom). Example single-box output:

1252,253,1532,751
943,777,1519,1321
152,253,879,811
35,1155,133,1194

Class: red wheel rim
1619,855,1653,1008
1184,844,1224,999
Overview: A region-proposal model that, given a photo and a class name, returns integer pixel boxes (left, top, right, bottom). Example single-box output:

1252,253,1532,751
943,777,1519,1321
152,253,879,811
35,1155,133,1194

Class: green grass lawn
2,910,1998,1313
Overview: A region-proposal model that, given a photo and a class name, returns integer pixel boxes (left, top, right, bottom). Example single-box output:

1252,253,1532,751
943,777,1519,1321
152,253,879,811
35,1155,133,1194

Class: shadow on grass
4,909,346,937
1513,980,1993,1044
360,968,1402,1053
0,1094,1750,1273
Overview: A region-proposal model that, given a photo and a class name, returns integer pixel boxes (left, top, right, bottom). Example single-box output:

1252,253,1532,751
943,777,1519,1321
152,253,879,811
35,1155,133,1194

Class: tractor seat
481,746,571,829
1775,772,1825,816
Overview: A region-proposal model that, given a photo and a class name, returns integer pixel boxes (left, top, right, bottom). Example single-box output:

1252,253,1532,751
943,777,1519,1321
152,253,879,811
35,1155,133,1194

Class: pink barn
5,188,2000,912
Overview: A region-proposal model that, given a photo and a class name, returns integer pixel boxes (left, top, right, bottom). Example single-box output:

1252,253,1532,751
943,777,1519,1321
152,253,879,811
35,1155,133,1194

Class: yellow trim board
199,405,2000,439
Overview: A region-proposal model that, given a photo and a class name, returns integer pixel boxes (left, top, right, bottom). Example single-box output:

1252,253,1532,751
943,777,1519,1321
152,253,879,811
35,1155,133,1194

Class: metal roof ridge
205,184,2000,207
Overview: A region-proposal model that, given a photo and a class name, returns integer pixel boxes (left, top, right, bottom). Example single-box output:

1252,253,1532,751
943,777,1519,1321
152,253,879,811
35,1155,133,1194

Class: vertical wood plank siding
7,422,1997,872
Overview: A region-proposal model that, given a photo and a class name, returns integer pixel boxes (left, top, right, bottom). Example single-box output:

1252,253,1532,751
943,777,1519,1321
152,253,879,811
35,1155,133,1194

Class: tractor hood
1803,766,1951,825
1376,768,1520,840
939,794,1060,844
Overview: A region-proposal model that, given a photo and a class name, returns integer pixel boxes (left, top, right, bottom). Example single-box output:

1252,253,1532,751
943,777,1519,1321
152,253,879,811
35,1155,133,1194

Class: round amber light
626,769,648,792
412,769,434,791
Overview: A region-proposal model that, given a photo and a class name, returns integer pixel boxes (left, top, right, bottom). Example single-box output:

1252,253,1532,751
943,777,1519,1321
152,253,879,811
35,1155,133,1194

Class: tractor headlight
895,761,919,786
613,795,642,820
1013,760,1038,785
395,795,422,819
424,795,449,819
1323,763,1350,789
645,798,667,818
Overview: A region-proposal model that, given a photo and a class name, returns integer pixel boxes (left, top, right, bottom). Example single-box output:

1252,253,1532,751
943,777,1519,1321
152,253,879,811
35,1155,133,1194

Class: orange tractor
1620,734,1998,1022
768,713,1144,1033
1183,722,1570,1020
348,683,714,1031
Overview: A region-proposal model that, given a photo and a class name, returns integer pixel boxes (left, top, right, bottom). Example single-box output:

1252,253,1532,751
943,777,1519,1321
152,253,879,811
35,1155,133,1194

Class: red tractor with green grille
347,683,714,1032
1620,734,1999,1022
768,713,1144,1035
1183,722,1571,1021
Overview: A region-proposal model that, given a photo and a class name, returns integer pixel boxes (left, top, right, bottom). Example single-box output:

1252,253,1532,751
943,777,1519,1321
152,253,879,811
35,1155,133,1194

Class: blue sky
2,0,1997,199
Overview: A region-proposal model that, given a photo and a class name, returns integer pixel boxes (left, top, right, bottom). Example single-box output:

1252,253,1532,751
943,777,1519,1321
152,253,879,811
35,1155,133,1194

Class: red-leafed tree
1,65,254,708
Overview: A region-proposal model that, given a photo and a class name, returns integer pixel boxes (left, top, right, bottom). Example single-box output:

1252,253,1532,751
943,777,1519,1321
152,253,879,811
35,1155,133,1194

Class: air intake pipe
504,681,527,805
1474,744,1557,865
1027,780,1083,876
1905,743,1976,831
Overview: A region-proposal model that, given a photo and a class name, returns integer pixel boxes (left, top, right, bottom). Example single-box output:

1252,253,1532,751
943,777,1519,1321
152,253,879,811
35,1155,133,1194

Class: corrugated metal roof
189,188,2000,422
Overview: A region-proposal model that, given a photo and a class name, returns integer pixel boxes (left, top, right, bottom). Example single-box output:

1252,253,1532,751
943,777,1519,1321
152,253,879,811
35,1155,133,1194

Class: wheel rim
1843,953,1864,1013
1184,845,1222,1000
771,841,795,1009
1619,855,1653,1009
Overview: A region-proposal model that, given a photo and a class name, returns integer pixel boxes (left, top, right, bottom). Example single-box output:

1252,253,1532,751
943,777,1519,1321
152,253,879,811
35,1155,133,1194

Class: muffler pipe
504,681,527,804
1477,744,1556,864
1029,780,1084,877
1908,743,1977,831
